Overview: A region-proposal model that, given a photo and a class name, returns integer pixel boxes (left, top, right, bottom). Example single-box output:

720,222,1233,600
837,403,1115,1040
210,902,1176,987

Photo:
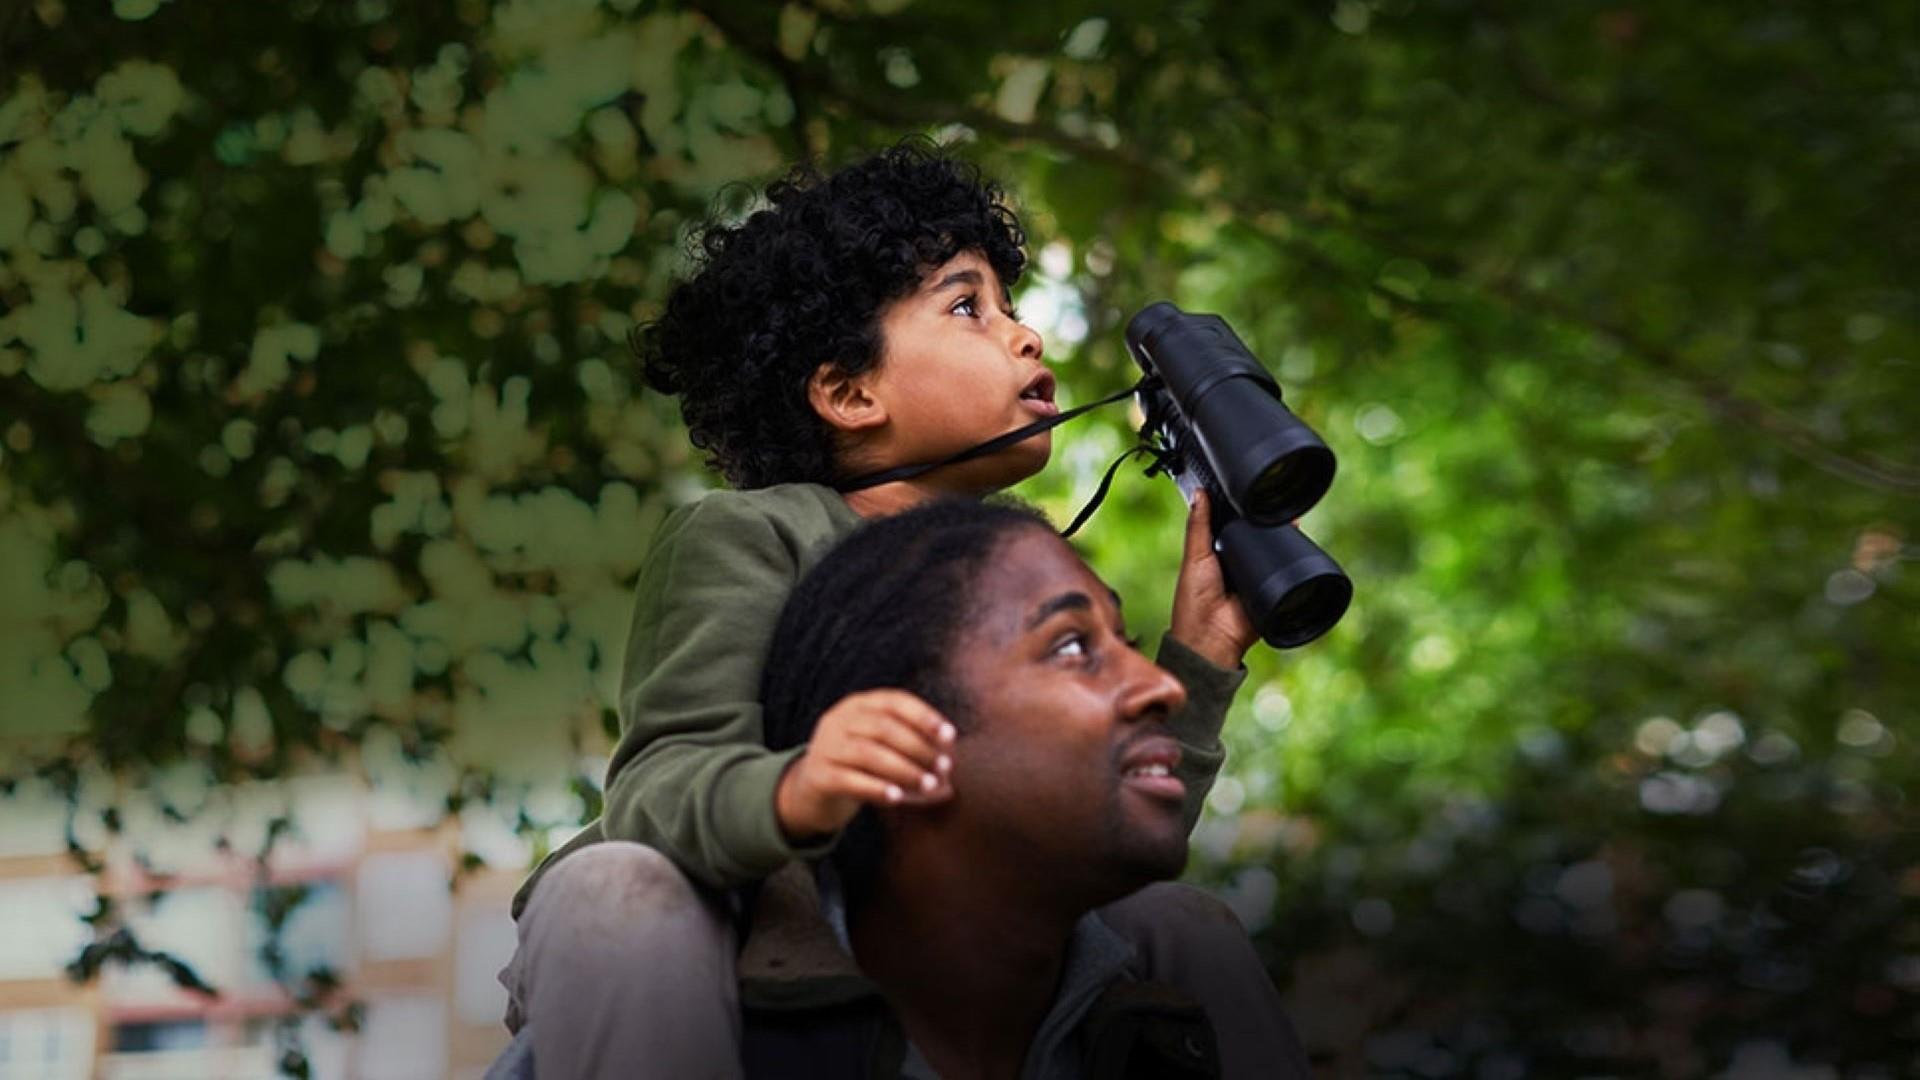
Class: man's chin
1115,833,1190,888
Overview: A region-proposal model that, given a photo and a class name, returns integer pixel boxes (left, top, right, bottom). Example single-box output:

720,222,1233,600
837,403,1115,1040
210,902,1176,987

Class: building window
0,1008,93,1080
357,852,452,962
357,996,446,1080
245,879,353,987
454,903,517,1028
110,1019,207,1052
0,878,93,981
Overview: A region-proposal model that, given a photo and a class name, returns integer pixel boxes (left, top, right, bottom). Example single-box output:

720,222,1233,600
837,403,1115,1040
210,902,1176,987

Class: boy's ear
807,361,888,435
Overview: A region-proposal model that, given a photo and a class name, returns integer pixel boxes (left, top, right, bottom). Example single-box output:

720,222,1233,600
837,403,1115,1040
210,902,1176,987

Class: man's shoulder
1081,978,1222,1078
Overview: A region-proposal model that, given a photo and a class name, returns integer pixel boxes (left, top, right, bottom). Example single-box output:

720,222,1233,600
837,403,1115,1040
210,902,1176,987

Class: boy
497,141,1283,1078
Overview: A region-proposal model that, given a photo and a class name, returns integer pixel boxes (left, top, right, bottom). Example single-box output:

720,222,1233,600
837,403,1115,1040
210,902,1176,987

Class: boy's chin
1006,448,1051,485
946,445,1050,495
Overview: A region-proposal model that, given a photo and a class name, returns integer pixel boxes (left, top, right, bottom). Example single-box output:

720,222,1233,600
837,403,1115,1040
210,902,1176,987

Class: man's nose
1120,651,1188,722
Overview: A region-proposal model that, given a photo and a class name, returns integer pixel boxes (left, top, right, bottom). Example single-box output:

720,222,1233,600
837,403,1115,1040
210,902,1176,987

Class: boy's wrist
774,753,835,845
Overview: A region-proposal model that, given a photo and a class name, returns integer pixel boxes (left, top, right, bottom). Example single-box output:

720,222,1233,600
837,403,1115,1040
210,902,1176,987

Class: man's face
864,250,1056,491
941,527,1193,894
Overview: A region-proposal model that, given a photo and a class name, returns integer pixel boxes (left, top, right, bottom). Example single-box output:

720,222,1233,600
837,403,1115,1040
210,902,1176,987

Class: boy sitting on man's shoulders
495,140,1295,1079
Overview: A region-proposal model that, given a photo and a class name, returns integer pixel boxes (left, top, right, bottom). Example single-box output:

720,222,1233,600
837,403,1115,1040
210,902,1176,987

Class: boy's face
864,250,1055,492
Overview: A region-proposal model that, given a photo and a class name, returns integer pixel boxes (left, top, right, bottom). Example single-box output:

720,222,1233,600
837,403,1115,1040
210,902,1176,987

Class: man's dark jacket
735,864,1232,1080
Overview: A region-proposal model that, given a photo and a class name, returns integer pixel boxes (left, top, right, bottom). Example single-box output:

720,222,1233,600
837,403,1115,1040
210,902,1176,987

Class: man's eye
1052,633,1089,660
951,295,979,317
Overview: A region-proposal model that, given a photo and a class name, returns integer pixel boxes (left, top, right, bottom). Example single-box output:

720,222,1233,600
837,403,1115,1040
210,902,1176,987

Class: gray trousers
496,841,1304,1079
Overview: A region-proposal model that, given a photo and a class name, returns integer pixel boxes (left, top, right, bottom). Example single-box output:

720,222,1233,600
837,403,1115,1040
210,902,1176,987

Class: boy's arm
598,495,836,889
1154,635,1245,836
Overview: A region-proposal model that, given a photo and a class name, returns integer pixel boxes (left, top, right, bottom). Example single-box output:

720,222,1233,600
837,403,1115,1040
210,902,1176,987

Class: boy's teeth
1125,763,1171,778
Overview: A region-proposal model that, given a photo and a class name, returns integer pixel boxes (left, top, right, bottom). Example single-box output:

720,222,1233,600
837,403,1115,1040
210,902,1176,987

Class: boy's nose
1008,317,1043,361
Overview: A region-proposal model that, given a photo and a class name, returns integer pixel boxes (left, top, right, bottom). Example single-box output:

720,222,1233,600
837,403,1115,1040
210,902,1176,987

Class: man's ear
807,361,888,435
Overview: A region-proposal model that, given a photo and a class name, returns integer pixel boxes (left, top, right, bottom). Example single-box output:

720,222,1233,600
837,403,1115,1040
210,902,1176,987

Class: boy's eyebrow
926,268,984,294
925,267,1018,312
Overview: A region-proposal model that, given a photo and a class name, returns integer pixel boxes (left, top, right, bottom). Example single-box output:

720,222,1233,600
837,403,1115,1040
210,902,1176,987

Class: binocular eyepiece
1126,302,1352,648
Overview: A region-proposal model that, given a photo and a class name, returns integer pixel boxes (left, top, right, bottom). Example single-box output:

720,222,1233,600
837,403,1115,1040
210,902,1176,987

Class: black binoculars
1125,303,1352,648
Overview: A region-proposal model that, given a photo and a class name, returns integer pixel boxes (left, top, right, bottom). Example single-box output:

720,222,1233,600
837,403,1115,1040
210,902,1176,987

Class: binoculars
1125,303,1352,648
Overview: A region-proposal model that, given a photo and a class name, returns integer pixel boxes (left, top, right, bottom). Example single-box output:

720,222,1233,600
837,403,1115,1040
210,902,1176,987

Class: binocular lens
1190,390,1335,526
1245,453,1329,525
1261,575,1354,648
1214,518,1353,648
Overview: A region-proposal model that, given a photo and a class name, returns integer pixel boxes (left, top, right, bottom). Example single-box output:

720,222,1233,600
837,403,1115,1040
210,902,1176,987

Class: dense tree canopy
3,0,1915,1073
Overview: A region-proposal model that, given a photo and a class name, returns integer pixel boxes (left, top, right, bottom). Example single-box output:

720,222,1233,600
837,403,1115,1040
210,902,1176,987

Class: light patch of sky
993,58,1051,125
1354,402,1405,445
1062,18,1109,60
1018,241,1089,356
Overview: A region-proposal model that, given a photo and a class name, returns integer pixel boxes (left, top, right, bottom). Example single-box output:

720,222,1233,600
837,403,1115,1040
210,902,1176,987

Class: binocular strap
832,376,1158,498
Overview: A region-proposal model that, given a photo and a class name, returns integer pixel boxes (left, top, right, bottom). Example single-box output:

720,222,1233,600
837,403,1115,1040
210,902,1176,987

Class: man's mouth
1119,736,1185,802
1019,371,1059,417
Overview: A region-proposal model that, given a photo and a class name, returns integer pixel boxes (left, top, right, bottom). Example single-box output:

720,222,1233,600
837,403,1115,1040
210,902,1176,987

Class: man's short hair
760,498,1052,906
635,140,1029,490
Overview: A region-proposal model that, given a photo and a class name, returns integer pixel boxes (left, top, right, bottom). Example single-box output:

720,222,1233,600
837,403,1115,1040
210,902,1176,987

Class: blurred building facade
0,764,530,1080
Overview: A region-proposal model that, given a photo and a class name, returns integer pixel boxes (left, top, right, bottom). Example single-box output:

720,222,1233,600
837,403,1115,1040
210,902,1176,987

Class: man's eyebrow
1025,590,1093,630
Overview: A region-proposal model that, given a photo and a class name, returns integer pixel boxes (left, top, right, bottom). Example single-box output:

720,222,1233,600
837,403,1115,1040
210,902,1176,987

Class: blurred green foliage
2,0,1915,1073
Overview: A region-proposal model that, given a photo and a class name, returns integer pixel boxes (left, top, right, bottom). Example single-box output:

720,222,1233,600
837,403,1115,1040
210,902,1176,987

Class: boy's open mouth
1019,371,1059,416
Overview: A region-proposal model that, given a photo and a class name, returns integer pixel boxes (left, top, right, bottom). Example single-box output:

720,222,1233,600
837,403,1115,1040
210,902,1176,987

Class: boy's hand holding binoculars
1168,489,1260,671
776,689,957,843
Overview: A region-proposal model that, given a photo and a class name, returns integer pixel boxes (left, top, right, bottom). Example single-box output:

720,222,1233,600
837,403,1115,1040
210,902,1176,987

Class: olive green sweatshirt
513,483,1243,918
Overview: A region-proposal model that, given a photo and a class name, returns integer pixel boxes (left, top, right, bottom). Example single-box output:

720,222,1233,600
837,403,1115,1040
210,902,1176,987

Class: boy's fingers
861,712,952,771
825,768,905,810
825,763,950,811
836,740,942,795
892,781,955,807
860,689,956,744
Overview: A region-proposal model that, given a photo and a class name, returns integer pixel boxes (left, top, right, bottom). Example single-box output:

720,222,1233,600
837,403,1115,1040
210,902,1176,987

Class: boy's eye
951,294,1022,323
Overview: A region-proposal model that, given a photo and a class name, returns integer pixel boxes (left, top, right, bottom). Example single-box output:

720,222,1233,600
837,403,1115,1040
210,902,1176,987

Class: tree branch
687,2,1920,497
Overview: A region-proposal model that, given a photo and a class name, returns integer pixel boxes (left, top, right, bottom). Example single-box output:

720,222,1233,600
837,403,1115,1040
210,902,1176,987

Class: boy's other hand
1168,489,1259,670
775,689,957,843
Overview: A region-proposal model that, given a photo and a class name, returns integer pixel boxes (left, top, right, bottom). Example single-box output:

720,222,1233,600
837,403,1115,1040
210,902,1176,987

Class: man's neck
848,853,1084,1079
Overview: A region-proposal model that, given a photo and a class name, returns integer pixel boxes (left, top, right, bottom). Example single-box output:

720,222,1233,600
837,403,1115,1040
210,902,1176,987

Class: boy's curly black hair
634,140,1029,489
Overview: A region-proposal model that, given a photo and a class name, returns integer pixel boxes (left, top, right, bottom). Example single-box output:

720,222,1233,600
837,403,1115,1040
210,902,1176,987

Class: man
748,498,1310,1079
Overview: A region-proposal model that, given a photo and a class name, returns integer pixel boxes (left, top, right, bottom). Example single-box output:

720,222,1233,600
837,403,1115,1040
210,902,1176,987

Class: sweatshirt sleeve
1153,635,1248,836
595,494,836,889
